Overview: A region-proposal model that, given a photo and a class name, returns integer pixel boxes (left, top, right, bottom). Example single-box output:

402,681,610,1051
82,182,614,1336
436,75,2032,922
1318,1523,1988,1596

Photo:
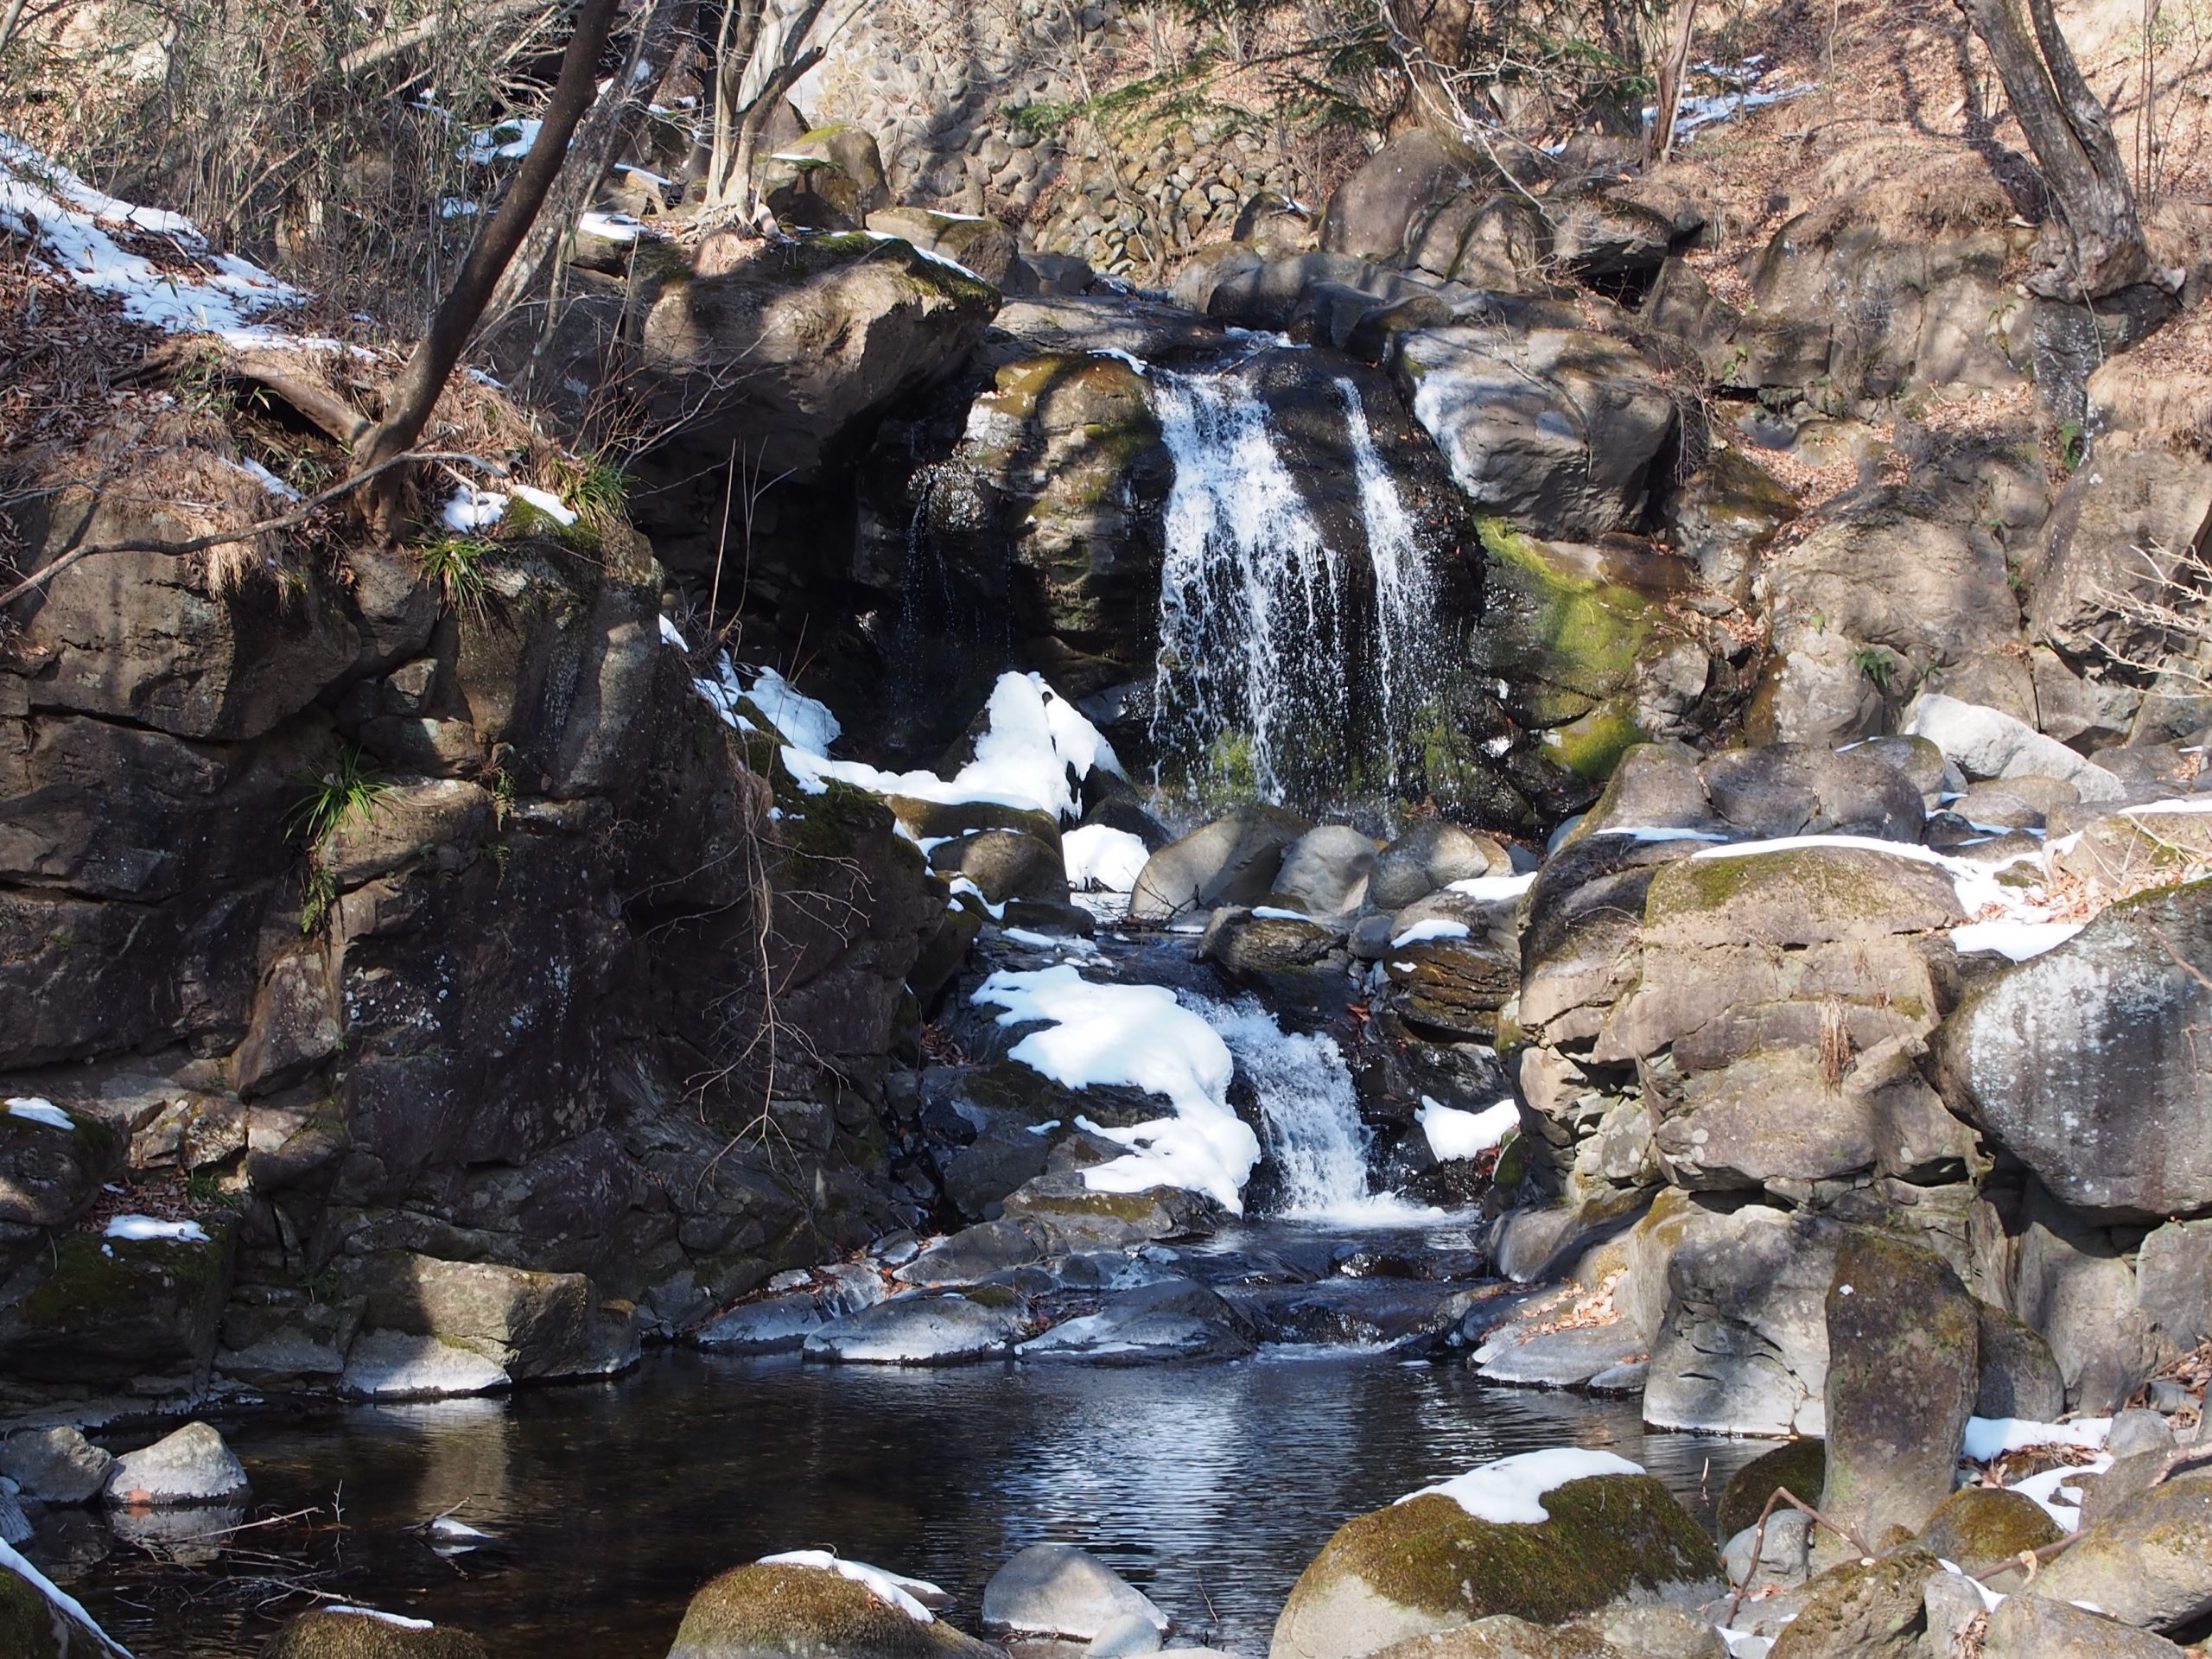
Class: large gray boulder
802,1289,1024,1364
1272,825,1380,916
1368,822,1510,911
354,1253,636,1383
1934,878,2212,1222
0,1427,114,1504
637,234,1000,480
1980,1593,2187,1659
1642,1199,1840,1437
1389,326,1677,540
1268,1461,1723,1659
1814,1233,1978,1566
981,1543,1168,1641
2034,1475,2212,1634
104,1421,248,1507
1319,130,1500,265
1904,693,2124,801
1129,806,1313,921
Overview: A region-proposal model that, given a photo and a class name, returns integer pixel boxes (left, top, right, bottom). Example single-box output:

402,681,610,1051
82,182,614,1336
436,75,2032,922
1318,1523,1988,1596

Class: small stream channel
72,1329,1769,1658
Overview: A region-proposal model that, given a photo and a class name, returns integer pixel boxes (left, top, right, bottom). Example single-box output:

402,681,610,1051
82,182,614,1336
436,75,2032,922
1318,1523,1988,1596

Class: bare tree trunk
488,0,692,325
1955,0,2154,298
1652,0,1702,163
702,0,830,208
351,0,623,531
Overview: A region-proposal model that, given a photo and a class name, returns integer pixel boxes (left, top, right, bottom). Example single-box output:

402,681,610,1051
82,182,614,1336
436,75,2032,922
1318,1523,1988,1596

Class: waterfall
1146,366,1445,815
1195,995,1419,1221
1338,377,1440,800
1149,371,1348,807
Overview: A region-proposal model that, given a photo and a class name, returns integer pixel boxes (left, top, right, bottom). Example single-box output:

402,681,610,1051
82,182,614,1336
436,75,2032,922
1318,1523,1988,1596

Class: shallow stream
67,1328,1767,1657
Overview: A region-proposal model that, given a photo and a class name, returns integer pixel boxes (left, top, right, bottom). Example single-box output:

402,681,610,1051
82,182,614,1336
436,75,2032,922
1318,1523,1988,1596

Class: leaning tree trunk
352,0,623,531
1955,0,2155,298
486,0,693,327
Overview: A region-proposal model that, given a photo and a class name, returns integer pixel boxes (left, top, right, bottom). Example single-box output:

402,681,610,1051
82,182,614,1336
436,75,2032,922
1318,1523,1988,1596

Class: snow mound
105,1215,210,1243
972,966,1259,1212
1964,1416,2111,1462
1392,918,1470,948
756,1551,942,1622
1,132,302,337
1400,1448,1645,1525
1064,824,1151,892
1417,1096,1518,1161
6,1096,73,1130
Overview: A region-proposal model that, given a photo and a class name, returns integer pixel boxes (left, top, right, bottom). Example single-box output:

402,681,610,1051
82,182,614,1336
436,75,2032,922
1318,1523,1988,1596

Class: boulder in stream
103,1421,248,1507
802,1288,1025,1364
982,1542,1169,1640
1268,1452,1723,1659
668,1557,995,1659
258,1608,489,1657
0,1427,114,1505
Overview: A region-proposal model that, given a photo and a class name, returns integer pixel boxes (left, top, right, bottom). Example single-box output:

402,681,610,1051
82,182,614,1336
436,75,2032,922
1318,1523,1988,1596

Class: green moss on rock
1274,1477,1725,1659
1916,1486,2061,1576
1719,1440,1829,1539
668,1562,997,1659
258,1610,488,1658
1477,519,1656,701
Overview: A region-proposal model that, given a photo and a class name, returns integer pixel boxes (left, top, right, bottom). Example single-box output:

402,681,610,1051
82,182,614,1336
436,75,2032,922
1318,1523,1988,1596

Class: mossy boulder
667,1560,998,1659
1268,1475,1725,1659
259,1608,488,1657
1363,1618,1626,1659
1815,1231,1978,1567
0,1560,130,1658
1476,523,1657,723
1768,1547,1940,1659
1718,1440,1828,1540
866,207,1025,290
1916,1486,2061,1583
1641,843,1964,950
0,1220,235,1387
2033,1473,2212,1632
0,1106,120,1230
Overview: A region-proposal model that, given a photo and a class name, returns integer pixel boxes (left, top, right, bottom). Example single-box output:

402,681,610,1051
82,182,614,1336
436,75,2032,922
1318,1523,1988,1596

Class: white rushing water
1194,995,1429,1221
1147,366,1445,812
1338,375,1440,799
1149,369,1345,804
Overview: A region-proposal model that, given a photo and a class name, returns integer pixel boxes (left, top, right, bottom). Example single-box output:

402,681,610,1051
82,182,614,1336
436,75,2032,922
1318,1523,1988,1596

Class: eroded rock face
1268,1476,1722,1659
1391,327,1676,540
1935,879,2212,1223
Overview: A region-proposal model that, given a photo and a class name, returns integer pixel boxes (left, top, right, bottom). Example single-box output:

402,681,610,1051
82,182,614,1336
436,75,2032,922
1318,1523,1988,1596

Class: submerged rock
669,1560,996,1659
258,1607,488,1657
1268,1458,1723,1659
103,1421,248,1507
982,1542,1169,1640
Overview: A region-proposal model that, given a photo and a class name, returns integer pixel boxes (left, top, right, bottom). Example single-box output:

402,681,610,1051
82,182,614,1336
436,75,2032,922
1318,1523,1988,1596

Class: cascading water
1338,376,1443,799
1148,370,1349,807
1146,365,1447,816
1195,995,1421,1221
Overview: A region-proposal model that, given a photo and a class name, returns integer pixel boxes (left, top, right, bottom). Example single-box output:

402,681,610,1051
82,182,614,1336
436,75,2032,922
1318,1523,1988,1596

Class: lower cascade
1196,995,1398,1221
1147,365,1449,817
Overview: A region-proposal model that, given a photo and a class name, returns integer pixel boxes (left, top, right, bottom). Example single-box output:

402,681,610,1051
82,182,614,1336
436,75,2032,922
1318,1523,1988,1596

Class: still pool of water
68,1350,1770,1658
